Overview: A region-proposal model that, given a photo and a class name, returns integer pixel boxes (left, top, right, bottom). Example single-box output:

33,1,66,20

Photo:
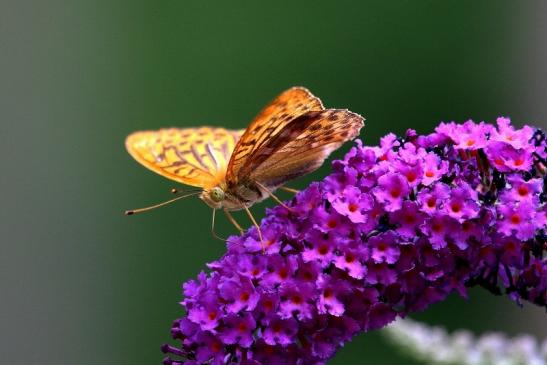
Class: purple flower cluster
163,118,546,365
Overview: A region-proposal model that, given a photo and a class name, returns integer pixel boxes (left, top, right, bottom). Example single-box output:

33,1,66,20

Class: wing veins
226,87,325,181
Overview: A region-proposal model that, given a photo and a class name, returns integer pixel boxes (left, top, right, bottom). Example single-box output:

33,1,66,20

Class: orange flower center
318,245,329,255
451,202,462,213
510,214,521,224
462,221,471,232
238,322,248,332
432,222,442,233
518,186,529,196
406,171,417,183
263,300,273,311
211,341,222,353
390,188,401,198
239,292,250,302
404,214,415,224
291,295,303,304
505,241,517,251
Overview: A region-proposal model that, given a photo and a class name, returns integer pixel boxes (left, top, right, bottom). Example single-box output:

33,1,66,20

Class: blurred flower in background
383,318,547,365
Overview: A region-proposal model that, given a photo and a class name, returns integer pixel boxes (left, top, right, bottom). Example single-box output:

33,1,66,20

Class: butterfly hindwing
126,127,243,188
227,87,324,184
243,109,364,188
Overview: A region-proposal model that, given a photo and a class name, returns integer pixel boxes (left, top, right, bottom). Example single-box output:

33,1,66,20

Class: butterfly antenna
170,187,201,195
125,192,200,215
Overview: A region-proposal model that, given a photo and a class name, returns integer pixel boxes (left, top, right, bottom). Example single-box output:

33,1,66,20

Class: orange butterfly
125,87,364,240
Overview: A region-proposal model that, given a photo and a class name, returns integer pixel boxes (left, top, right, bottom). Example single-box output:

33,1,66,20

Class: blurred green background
1,1,546,364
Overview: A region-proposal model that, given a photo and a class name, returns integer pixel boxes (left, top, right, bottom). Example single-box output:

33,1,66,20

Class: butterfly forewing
244,109,364,188
126,127,243,189
227,87,324,184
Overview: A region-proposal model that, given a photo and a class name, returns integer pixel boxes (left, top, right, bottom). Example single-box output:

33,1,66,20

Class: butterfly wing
126,127,243,189
243,109,364,188
226,87,324,183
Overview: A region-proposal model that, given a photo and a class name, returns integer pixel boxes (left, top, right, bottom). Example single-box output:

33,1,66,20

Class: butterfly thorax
200,180,269,211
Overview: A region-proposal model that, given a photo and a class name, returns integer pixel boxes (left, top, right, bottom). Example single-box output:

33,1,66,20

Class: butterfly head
201,186,226,209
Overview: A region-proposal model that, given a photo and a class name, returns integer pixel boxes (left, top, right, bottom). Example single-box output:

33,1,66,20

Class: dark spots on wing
194,139,204,144
155,152,166,161
175,167,195,175
328,113,339,121
323,124,334,131
309,124,322,131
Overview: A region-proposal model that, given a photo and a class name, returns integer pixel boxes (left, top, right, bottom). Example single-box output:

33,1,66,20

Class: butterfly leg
280,186,300,194
211,209,226,241
224,208,244,233
240,203,264,251
255,181,293,211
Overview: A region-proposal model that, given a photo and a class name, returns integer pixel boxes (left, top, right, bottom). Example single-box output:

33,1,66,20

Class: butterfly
125,87,364,241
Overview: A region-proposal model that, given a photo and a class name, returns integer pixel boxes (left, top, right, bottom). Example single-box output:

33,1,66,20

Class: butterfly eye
210,187,225,202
